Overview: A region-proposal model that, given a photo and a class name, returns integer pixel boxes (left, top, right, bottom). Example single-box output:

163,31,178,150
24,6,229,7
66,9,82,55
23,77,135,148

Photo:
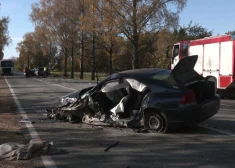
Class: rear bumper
165,94,220,125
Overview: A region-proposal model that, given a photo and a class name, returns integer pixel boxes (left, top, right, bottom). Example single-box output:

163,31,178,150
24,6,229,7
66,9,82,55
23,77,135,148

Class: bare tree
105,0,187,69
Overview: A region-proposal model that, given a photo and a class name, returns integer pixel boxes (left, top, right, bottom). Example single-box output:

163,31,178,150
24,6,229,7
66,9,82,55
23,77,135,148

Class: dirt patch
0,76,31,168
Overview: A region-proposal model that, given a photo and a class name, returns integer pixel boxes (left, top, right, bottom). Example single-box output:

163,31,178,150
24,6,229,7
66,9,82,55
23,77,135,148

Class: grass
50,71,109,81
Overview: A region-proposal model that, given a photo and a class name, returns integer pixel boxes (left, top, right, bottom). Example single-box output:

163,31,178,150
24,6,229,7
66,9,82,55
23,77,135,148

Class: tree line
11,0,212,79
0,17,11,60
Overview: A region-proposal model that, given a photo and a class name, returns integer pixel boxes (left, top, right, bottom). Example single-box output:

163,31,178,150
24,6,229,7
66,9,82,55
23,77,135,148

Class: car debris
46,55,220,133
19,119,35,124
104,141,119,152
0,139,59,161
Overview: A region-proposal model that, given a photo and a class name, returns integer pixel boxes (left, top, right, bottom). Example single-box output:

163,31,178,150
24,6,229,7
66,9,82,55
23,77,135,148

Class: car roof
117,68,171,86
119,68,167,77
97,68,173,90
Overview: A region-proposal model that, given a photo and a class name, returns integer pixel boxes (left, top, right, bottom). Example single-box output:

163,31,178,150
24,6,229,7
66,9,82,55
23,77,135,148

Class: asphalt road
4,73,235,168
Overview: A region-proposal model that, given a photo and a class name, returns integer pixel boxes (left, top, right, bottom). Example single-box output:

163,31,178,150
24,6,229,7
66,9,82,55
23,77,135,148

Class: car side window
101,80,120,93
100,79,129,104
150,70,178,87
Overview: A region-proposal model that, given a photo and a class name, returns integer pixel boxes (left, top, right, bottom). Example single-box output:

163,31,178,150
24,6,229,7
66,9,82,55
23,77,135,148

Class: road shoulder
0,76,32,167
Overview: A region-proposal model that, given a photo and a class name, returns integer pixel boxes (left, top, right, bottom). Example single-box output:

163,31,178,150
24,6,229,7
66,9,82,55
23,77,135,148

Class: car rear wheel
144,112,167,133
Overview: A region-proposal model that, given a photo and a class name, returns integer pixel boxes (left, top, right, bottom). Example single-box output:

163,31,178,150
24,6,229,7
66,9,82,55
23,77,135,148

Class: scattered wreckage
0,139,57,161
46,55,220,133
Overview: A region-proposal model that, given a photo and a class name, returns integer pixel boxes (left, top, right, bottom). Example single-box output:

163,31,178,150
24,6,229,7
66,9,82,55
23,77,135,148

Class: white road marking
52,83,77,91
5,77,57,168
219,108,235,111
198,124,235,136
35,79,77,90
35,79,79,100
35,78,77,91
221,104,232,107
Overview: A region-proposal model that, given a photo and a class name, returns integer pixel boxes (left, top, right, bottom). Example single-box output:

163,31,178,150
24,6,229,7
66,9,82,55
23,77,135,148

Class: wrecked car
46,55,220,133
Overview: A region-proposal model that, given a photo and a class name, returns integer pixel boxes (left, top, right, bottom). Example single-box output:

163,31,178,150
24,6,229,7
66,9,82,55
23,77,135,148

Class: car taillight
179,90,196,107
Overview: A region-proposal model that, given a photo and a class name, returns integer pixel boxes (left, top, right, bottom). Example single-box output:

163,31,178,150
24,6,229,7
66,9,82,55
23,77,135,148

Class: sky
2,0,235,59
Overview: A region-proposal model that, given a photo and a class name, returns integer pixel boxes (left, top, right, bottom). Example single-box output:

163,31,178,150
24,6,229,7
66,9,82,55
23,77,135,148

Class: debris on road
104,141,119,152
0,139,59,161
19,119,35,124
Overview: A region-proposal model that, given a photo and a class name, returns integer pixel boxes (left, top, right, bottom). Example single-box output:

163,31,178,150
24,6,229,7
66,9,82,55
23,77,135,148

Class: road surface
4,73,235,168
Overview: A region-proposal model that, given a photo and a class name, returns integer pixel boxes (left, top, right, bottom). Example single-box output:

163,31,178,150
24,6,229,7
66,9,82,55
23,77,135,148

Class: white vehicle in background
0,59,14,75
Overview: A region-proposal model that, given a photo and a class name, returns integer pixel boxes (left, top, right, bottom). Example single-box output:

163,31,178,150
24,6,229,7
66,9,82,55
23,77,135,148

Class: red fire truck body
170,34,235,97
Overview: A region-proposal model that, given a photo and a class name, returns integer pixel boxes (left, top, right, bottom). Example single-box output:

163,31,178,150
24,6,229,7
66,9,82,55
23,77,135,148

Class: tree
225,31,235,35
16,32,43,68
95,0,122,74
33,26,58,67
31,0,77,77
173,21,213,42
0,17,11,59
16,33,34,68
105,0,187,69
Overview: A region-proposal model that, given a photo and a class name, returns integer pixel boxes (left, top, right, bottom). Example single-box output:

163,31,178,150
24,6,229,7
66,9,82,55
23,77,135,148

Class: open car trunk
171,55,216,104
186,80,215,104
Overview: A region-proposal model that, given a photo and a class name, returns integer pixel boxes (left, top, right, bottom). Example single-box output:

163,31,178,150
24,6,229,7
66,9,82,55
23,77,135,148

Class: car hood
171,55,204,87
53,90,81,107
53,86,94,107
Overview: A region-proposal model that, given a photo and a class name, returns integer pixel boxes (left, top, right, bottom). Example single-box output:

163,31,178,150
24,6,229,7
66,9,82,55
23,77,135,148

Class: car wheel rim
149,116,160,129
145,113,166,133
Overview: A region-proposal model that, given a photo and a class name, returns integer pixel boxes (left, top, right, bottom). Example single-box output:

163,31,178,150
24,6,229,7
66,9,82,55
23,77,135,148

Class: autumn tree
94,1,123,74
16,32,49,68
104,0,187,69
22,0,194,77
31,0,78,77
80,0,100,80
0,17,11,59
16,33,34,68
33,26,57,67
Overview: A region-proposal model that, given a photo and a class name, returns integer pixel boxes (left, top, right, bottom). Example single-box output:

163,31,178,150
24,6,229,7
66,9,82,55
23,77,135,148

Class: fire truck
166,34,235,98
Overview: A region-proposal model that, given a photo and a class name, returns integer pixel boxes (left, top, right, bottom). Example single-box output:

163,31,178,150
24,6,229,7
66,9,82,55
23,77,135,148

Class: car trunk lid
171,55,204,88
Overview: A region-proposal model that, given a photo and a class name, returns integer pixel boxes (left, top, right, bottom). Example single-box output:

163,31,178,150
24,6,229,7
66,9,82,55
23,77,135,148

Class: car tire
144,112,167,133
